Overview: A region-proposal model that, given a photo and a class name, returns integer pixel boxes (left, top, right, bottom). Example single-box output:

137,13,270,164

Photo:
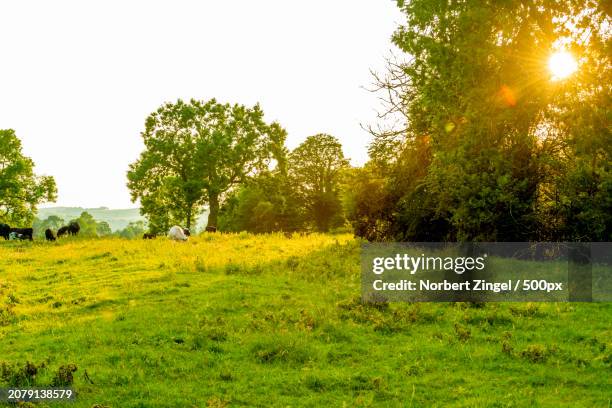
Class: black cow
68,222,80,236
10,228,33,241
205,226,217,233
143,232,156,239
0,223,10,240
45,229,56,241
57,226,69,237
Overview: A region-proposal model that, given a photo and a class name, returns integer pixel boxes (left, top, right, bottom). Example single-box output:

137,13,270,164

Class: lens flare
548,51,578,80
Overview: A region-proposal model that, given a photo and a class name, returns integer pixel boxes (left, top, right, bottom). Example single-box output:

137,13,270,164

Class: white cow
168,225,188,241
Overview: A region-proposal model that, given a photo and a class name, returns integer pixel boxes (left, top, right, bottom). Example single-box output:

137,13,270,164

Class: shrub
520,345,548,363
52,364,78,386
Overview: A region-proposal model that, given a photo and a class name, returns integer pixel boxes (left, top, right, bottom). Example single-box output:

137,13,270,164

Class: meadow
0,234,610,407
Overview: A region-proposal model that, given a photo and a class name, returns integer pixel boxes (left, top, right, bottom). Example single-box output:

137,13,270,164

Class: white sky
0,1,402,209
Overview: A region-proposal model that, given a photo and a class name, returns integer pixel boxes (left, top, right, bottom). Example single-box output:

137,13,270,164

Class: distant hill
37,207,144,231
37,207,209,232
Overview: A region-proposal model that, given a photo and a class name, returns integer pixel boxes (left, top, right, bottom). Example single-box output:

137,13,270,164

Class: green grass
0,234,610,407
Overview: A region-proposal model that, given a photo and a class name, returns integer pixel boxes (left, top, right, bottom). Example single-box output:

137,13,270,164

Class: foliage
220,133,350,234
360,0,611,241
69,212,112,237
219,171,304,233
33,215,65,238
288,134,349,232
37,207,145,232
116,220,146,239
127,99,287,232
0,129,57,226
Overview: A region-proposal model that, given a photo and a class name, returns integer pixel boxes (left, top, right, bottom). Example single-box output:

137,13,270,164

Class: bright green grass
0,234,610,407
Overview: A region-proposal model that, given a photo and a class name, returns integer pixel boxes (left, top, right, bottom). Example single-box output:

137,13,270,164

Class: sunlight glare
548,51,578,80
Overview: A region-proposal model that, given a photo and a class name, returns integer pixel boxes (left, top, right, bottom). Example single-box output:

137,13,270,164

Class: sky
0,1,403,209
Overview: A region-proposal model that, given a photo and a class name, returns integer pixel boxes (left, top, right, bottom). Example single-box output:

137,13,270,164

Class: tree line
347,0,610,242
2,0,609,241
33,213,145,239
127,99,350,234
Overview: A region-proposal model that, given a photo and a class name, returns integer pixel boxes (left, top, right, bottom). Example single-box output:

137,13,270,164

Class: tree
344,165,393,241
362,0,610,241
117,220,146,239
288,134,349,231
33,215,64,238
219,171,304,233
0,129,57,225
70,212,112,237
127,99,286,232
96,221,112,236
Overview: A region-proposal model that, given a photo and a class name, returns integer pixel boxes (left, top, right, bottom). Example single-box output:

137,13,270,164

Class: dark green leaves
127,99,285,231
0,129,57,225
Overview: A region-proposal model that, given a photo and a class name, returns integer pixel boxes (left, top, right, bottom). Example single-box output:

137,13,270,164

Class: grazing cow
45,229,56,241
0,223,10,240
68,221,80,236
10,228,33,241
205,226,217,233
168,225,188,241
9,231,31,240
57,226,69,237
143,232,156,239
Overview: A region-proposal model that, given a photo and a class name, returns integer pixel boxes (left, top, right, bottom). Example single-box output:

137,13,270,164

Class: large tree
363,0,610,241
0,129,57,226
219,170,304,233
127,99,286,231
288,134,349,231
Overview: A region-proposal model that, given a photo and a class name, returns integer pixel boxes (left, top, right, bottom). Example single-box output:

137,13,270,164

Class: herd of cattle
0,221,80,241
0,222,197,242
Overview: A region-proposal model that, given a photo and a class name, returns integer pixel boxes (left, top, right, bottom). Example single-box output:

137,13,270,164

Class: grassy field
0,234,610,407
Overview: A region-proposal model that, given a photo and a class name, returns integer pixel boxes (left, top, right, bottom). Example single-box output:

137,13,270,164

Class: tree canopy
354,0,611,242
0,129,57,226
69,211,112,237
288,134,349,231
219,133,350,233
116,220,146,239
33,215,64,238
127,99,287,232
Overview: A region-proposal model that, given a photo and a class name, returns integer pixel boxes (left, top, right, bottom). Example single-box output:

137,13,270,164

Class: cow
168,225,188,241
0,223,10,240
143,232,156,239
68,222,80,236
9,232,22,240
10,228,33,241
45,229,56,241
183,228,191,237
9,231,30,240
57,226,69,237
205,226,217,233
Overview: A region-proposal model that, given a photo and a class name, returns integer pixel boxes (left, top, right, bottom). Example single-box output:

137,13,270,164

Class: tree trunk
207,193,219,229
185,203,192,230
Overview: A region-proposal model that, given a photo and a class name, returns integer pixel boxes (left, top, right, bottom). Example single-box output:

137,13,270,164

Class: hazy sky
0,1,403,209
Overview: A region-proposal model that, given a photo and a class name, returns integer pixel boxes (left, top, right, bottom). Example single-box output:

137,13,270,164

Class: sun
548,51,578,80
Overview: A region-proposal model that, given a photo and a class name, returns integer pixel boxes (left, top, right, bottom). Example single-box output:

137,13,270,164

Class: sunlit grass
0,234,610,407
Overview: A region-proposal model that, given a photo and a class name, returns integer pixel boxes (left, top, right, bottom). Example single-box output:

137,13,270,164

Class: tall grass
0,233,610,407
